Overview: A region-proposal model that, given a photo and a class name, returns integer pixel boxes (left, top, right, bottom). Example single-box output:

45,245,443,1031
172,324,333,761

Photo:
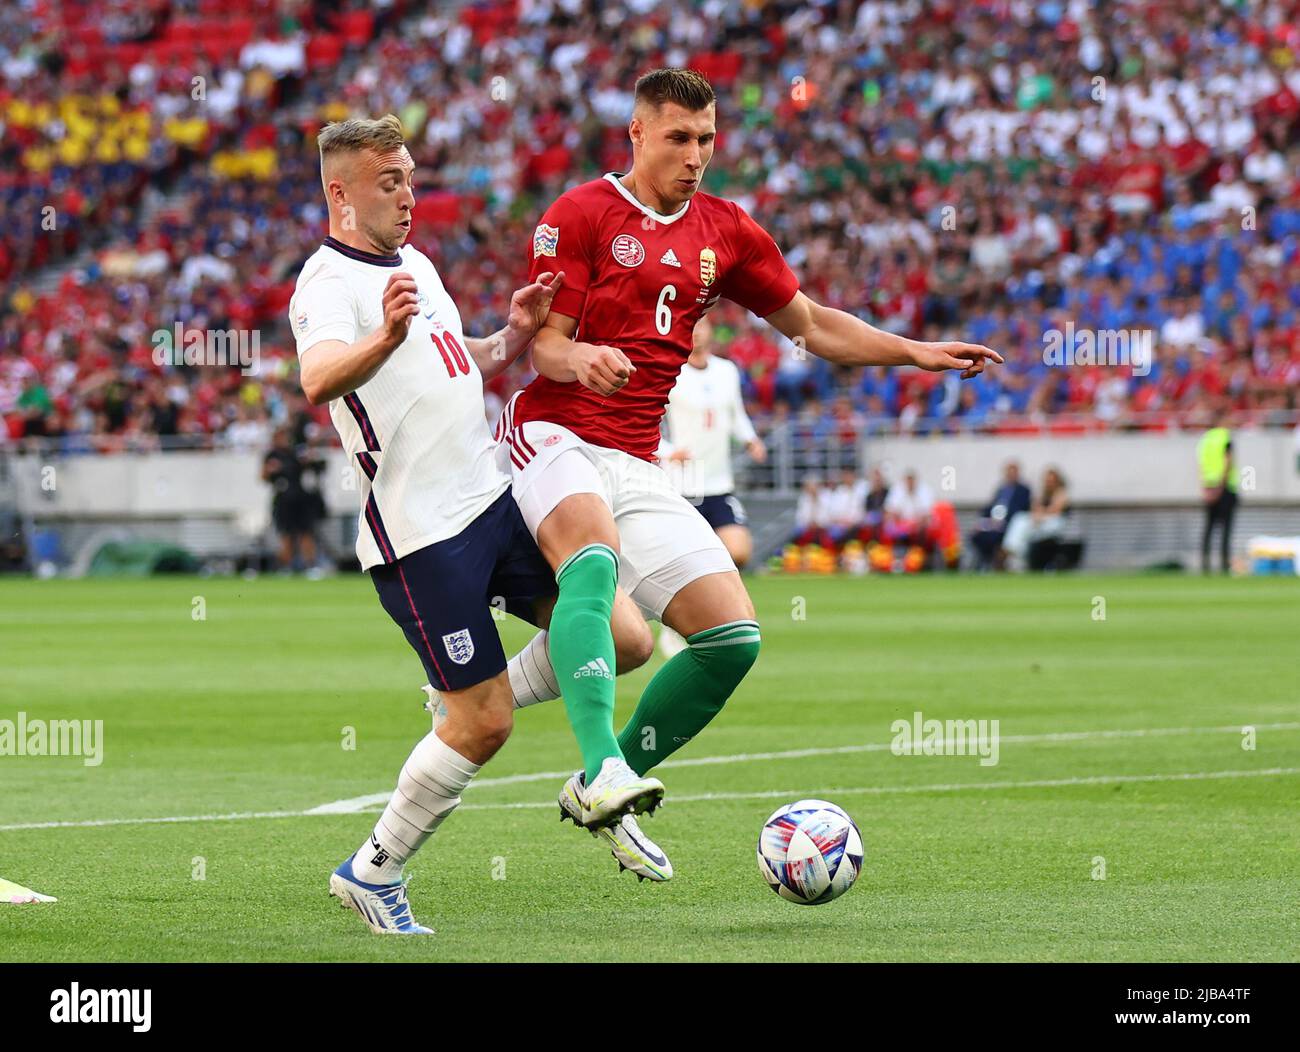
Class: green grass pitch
1,573,1297,962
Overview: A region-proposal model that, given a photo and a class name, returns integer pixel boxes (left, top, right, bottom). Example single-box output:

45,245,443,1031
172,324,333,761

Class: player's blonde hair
317,114,407,160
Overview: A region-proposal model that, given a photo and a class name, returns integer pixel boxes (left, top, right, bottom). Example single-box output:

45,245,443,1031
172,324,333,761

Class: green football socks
618,619,761,775
547,543,624,777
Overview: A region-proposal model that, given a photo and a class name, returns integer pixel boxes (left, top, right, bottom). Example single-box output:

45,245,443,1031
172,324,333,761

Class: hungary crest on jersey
699,247,717,286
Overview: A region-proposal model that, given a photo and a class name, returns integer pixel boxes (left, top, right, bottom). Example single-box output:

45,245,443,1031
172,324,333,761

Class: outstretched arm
764,291,1003,378
464,271,565,381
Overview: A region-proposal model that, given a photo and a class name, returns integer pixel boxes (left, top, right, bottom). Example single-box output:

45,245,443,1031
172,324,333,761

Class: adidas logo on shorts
574,657,613,680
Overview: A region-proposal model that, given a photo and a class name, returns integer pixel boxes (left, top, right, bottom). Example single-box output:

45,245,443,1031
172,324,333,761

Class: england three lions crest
699,247,717,286
533,223,559,258
443,628,475,665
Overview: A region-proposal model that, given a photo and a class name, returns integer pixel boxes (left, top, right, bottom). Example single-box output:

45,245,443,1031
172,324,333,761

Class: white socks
352,731,481,885
360,633,558,884
507,630,560,709
357,635,563,886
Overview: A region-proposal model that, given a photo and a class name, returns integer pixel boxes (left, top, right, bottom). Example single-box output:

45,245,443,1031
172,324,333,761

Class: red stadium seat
462,2,518,45
165,21,204,45
337,10,374,48
68,25,103,47
200,38,236,65
306,34,344,71
414,191,467,229
224,17,256,51
689,51,743,87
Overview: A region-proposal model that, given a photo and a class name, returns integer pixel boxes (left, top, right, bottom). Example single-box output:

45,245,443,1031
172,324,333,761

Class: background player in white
661,315,766,566
289,116,654,934
658,315,766,655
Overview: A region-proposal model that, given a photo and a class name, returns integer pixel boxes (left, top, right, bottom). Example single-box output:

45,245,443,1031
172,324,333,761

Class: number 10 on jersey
432,331,471,377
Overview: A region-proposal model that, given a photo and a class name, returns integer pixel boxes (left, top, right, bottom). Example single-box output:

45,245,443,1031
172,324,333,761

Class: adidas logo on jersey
574,657,613,680
660,248,681,268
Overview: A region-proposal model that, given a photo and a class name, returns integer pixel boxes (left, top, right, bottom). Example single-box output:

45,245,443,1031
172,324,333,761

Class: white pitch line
453,767,1300,812
304,720,1300,815
2,767,1296,834
0,809,308,833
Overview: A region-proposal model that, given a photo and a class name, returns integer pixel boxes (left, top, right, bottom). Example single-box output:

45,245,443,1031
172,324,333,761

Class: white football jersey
660,354,757,498
288,237,508,570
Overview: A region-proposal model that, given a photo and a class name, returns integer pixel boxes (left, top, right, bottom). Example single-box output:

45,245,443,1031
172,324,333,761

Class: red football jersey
515,174,799,461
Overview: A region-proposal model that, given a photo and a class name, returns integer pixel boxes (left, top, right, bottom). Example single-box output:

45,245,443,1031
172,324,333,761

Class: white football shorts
497,399,735,620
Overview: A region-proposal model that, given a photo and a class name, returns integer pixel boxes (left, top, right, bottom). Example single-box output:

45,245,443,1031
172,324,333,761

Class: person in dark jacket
969,460,1031,570
263,425,326,572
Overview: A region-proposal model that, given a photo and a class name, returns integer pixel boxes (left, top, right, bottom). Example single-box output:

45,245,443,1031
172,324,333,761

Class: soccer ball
757,799,863,905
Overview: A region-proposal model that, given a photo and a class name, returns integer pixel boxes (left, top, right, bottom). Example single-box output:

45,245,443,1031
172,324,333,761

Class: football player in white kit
661,315,766,566
657,315,767,655
289,116,656,935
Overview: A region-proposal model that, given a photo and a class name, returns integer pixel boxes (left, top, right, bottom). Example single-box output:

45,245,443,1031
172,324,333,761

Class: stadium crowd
2,0,1299,456
784,458,1083,574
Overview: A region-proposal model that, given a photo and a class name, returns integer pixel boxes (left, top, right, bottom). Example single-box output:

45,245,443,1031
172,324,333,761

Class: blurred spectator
884,470,935,549
791,476,831,547
824,469,868,548
261,424,325,575
1003,467,1073,570
224,403,272,452
857,467,890,544
1160,298,1207,351
1197,409,1239,574
969,461,1033,571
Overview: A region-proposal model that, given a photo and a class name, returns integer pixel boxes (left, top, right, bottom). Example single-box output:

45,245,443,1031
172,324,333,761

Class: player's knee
731,631,761,677
555,544,619,616
472,706,514,756
616,621,655,672
695,621,761,685
441,695,513,765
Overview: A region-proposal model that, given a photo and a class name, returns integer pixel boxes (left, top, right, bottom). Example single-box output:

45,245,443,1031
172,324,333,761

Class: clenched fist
380,271,420,351
573,342,637,396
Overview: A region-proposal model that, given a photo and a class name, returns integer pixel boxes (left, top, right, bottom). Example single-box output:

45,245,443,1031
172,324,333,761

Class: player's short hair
634,68,715,113
317,114,407,160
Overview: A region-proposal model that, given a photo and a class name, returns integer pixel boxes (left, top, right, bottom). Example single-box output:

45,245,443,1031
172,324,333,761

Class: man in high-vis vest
1197,410,1238,574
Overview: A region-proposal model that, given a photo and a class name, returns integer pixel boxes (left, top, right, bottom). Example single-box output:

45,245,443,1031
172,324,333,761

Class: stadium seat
306,34,345,70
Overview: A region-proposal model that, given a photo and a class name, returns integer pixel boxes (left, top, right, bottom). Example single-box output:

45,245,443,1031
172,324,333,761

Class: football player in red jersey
499,68,1002,880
